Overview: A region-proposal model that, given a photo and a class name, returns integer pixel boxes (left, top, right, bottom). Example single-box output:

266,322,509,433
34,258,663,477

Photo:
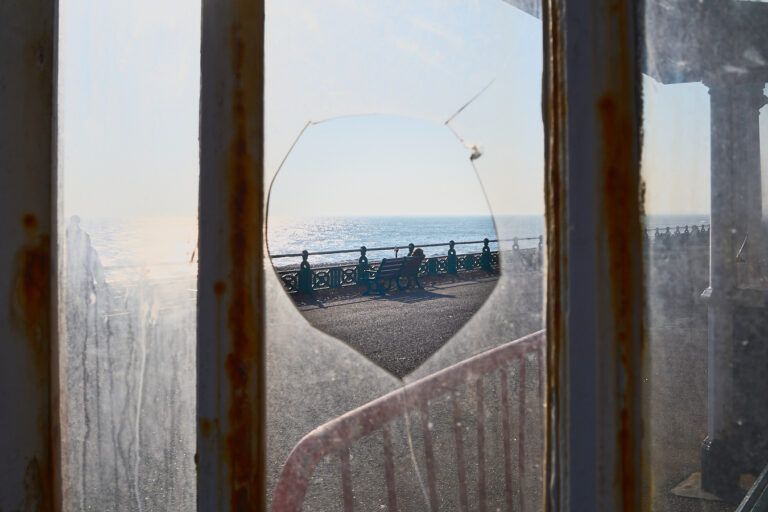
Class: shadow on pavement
368,290,455,303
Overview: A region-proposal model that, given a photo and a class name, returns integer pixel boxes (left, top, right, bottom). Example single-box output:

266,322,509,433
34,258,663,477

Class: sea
74,213,710,281
267,215,543,268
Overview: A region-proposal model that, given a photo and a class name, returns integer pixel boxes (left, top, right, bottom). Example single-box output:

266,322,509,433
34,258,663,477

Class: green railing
645,223,710,248
271,238,537,294
270,224,709,295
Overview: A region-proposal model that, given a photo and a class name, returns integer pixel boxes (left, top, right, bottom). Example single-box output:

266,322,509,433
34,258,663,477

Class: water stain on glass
643,0,768,508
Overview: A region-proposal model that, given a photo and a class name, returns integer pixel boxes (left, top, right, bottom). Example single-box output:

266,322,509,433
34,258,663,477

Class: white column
705,81,767,439
732,83,767,287
706,83,737,440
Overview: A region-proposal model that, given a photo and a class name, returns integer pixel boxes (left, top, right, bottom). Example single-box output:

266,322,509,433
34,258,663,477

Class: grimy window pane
59,0,200,509
643,1,768,509
265,1,545,510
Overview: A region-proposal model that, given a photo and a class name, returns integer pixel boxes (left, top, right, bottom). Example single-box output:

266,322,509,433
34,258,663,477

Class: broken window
2,0,711,509
54,0,547,509
264,1,546,509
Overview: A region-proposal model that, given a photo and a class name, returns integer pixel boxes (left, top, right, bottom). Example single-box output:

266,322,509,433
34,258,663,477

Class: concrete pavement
295,273,499,377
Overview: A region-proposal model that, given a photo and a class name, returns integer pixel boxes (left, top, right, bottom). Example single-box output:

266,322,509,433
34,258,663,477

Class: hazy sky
60,0,200,217
60,0,766,218
267,115,493,216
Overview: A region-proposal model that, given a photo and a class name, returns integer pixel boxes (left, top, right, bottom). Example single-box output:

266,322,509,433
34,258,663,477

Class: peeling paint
595,2,646,504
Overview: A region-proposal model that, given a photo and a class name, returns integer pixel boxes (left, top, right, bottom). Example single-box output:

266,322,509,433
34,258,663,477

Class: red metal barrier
270,330,546,512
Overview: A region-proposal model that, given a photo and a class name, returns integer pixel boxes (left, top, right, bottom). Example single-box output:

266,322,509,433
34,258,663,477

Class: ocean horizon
72,213,710,281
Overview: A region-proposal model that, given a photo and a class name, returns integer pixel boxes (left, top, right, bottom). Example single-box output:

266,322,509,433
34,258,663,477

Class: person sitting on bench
398,248,424,290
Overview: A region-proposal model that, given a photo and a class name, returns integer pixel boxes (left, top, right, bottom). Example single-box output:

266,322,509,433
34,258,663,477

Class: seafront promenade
272,237,514,295
274,224,709,379
296,271,499,376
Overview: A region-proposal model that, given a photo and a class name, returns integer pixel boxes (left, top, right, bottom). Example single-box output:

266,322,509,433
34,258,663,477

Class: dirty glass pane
265,1,545,509
58,0,199,509
643,1,768,509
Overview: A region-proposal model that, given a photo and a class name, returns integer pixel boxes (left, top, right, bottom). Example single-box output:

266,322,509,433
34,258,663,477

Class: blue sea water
266,214,710,267
645,214,710,232
73,213,710,280
267,215,544,267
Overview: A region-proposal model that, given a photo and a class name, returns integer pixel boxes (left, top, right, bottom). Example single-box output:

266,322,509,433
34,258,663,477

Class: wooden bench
361,257,405,295
361,256,423,295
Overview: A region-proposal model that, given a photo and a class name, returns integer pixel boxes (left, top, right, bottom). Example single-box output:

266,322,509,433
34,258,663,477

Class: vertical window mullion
198,1,266,510
544,1,646,510
0,0,59,510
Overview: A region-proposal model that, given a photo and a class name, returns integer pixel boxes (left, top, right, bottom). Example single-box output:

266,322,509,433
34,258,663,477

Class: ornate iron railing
644,223,710,248
271,237,543,294
270,224,709,294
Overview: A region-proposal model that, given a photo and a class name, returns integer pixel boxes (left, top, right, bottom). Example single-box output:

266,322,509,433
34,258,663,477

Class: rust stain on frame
200,418,216,439
11,214,54,511
4,1,56,508
12,215,51,374
223,0,265,510
23,213,40,232
598,92,644,511
596,2,646,508
544,0,646,508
